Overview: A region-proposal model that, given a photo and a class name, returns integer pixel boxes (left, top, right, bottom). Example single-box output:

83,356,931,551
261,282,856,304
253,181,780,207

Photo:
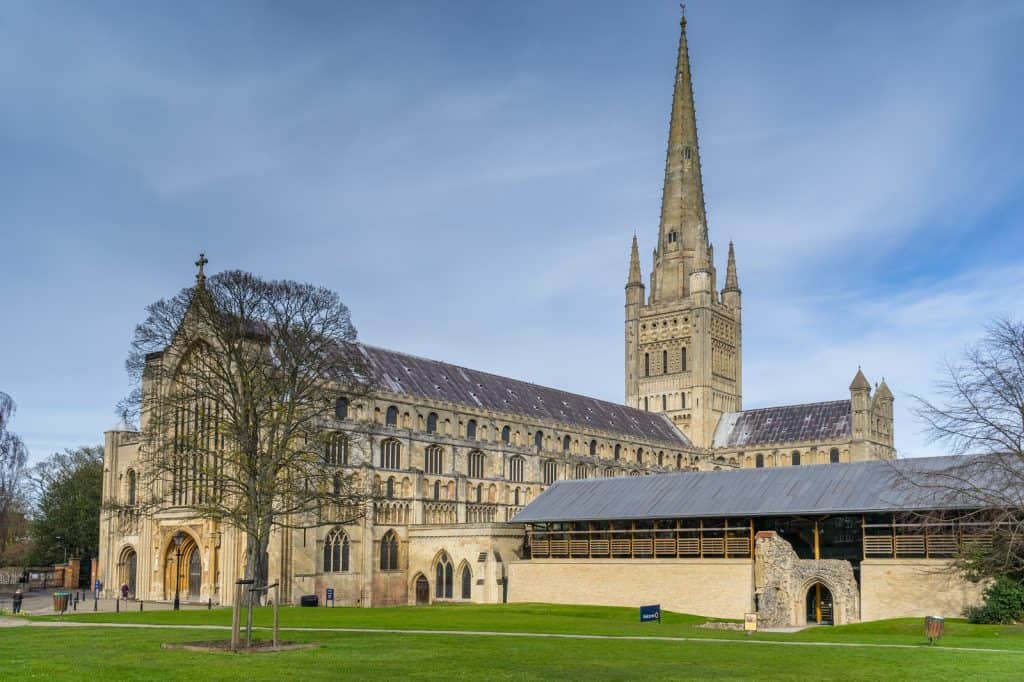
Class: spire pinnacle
195,252,208,288
627,236,643,286
850,367,870,391
724,241,739,291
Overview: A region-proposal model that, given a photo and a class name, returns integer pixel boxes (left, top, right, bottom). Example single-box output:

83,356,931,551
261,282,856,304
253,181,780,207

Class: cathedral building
99,14,895,611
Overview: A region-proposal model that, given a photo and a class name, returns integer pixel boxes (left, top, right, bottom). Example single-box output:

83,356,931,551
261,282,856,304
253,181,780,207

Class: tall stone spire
724,241,739,292
650,12,710,304
627,235,642,285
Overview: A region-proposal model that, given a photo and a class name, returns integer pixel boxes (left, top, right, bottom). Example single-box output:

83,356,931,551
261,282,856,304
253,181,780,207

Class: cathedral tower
625,14,742,448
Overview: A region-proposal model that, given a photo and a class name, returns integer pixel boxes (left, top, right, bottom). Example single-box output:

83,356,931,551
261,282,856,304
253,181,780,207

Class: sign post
325,587,335,607
640,604,661,623
744,613,758,636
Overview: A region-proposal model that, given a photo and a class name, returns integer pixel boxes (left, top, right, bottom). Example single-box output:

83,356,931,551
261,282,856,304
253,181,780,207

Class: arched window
589,439,597,456
380,439,401,470
509,456,525,483
542,460,557,485
385,406,399,427
335,397,349,420
501,426,511,444
681,348,687,372
662,350,668,375
332,473,342,496
461,564,472,600
468,450,484,479
830,448,840,464
575,464,588,480
614,444,621,461
644,397,648,411
323,527,349,572
426,413,438,434
681,393,687,409
676,454,682,469
386,477,395,499
644,353,650,377
684,146,692,160
425,445,443,474
534,431,544,452
629,470,641,477
127,470,136,506
435,553,453,599
562,435,571,452
658,451,664,467
662,395,667,411
475,483,483,502
433,480,441,500
755,453,764,468
380,530,399,571
325,432,349,465
636,448,643,464
514,487,521,505
792,451,801,466
466,419,477,440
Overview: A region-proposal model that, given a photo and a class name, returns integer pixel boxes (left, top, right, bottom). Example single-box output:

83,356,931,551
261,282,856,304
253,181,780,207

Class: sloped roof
358,345,691,448
712,400,851,448
513,456,985,522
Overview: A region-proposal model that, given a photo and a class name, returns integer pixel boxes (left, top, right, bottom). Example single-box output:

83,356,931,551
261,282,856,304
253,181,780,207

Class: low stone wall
860,559,986,621
508,559,754,619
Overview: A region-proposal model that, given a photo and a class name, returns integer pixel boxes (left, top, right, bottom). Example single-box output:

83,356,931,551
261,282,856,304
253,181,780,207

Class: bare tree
0,391,30,562
908,317,1024,581
117,261,375,587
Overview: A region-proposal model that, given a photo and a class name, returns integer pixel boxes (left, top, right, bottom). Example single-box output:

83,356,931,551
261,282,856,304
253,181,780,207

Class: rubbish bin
299,595,319,607
53,591,71,613
925,615,944,644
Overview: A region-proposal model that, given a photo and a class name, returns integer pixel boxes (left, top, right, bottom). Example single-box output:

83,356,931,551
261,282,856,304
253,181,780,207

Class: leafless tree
0,391,30,562
907,318,1024,581
117,263,375,587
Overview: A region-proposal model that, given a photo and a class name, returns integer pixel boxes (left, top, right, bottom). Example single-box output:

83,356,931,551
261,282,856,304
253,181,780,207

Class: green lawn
5,603,1023,680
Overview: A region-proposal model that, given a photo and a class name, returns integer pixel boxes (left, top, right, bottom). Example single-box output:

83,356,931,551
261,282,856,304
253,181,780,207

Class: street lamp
172,531,184,611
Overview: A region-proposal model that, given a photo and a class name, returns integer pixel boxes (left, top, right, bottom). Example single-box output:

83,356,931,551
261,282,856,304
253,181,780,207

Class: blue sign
640,604,661,623
325,588,335,601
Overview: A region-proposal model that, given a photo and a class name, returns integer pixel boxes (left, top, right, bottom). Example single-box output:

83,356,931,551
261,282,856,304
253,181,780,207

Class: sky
1,0,1023,464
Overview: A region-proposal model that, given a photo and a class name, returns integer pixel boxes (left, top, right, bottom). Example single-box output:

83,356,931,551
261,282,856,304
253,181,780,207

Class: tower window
684,146,692,160
662,350,668,375
466,419,477,440
667,231,678,244
426,412,438,434
562,435,571,452
755,454,764,468
681,393,686,409
792,451,801,466
501,426,511,444
534,431,544,452
830,448,840,464
589,439,597,456
681,348,687,372
644,353,650,377
662,395,667,411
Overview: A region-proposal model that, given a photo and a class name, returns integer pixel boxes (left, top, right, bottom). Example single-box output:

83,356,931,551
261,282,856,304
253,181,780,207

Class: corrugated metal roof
359,345,691,448
712,400,851,448
513,456,985,522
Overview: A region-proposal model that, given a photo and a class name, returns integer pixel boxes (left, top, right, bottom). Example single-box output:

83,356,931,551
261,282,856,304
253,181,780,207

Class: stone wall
508,559,754,619
860,559,986,621
754,531,859,627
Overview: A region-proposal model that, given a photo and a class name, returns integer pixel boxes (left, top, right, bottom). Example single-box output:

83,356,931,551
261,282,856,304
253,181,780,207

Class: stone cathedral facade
98,16,896,608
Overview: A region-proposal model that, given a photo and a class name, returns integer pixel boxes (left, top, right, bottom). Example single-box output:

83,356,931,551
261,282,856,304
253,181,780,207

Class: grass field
4,603,1023,680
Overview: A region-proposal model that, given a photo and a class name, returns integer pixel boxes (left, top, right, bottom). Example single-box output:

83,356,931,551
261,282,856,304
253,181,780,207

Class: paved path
0,617,1019,655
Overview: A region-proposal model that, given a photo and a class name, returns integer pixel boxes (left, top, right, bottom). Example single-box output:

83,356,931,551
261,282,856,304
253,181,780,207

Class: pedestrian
12,589,23,615
121,583,129,600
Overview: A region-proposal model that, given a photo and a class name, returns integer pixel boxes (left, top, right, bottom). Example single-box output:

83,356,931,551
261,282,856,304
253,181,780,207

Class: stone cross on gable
195,252,208,286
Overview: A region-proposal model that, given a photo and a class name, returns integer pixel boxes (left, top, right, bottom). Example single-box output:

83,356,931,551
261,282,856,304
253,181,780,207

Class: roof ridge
724,398,851,416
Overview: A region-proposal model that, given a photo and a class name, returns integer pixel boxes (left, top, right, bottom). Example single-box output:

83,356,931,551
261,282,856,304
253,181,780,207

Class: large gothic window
323,527,350,573
542,460,557,485
380,439,401,470
435,553,453,599
509,456,525,483
425,445,443,474
468,451,485,479
380,530,399,571
325,432,349,465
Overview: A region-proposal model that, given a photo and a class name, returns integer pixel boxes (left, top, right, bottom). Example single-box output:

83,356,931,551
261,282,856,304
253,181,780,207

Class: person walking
121,583,129,600
12,589,23,614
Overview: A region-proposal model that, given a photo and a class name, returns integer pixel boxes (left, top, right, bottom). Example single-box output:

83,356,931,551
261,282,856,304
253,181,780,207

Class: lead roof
512,456,985,522
358,344,691,448
712,400,851,448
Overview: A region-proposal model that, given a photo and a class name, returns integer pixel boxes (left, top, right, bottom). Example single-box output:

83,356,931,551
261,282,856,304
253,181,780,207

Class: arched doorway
414,574,430,605
163,532,201,602
119,547,137,598
806,582,834,625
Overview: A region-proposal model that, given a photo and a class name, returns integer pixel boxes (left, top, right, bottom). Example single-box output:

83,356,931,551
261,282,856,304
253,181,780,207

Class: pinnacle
850,367,870,391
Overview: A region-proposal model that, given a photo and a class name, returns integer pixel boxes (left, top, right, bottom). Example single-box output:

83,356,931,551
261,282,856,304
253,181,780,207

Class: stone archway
118,545,137,598
163,531,201,602
413,574,430,605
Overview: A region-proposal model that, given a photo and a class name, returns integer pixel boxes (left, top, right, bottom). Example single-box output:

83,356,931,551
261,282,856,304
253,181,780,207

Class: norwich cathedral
97,16,927,625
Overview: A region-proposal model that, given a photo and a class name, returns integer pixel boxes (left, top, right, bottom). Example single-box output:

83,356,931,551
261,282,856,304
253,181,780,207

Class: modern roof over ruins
359,344,692,448
513,456,984,523
712,400,851,448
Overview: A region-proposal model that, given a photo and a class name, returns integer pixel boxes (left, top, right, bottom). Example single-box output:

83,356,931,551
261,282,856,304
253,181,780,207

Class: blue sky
2,0,1022,463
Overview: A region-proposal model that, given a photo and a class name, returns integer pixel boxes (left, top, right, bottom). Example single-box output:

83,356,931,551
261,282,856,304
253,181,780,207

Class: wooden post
273,583,280,648
724,518,729,559
814,520,820,560
230,582,241,651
